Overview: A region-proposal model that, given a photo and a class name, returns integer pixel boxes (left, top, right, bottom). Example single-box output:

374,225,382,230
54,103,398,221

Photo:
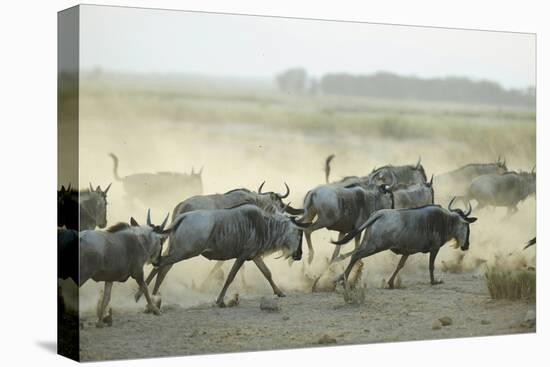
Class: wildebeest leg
253,257,285,297
330,232,345,263
387,255,409,289
135,266,161,302
151,264,173,296
239,263,248,289
305,231,315,264
216,257,246,307
429,249,443,285
96,281,113,328
136,276,161,315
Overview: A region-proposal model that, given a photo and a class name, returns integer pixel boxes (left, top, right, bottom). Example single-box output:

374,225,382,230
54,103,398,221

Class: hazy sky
80,5,536,89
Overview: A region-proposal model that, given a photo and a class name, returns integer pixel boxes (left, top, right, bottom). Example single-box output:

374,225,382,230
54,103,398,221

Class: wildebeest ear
130,217,139,226
466,217,477,223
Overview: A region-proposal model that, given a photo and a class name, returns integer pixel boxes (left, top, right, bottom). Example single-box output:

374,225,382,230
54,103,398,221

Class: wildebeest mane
224,188,251,195
224,202,256,210
106,222,131,233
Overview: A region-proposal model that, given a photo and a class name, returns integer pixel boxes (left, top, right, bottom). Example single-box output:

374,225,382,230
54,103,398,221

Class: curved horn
531,165,536,174
464,201,472,217
198,166,204,175
428,174,434,187
290,216,312,229
497,155,501,163
146,209,152,227
67,184,71,192
387,171,397,190
160,212,169,230
104,183,112,194
279,182,290,199
89,182,94,192
448,197,457,211
258,181,265,194
416,157,422,169
281,201,291,213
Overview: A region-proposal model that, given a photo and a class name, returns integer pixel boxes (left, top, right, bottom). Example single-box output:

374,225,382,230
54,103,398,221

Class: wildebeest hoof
387,283,395,289
151,307,161,316
216,301,226,308
431,280,444,285
134,292,141,303
276,291,286,297
95,321,104,328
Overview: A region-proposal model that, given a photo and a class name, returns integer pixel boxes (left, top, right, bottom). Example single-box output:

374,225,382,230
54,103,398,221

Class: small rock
226,293,240,308
521,310,536,328
317,334,337,344
432,320,442,330
364,329,370,333
260,298,280,312
187,329,199,338
282,316,290,321
439,316,452,326
481,320,490,325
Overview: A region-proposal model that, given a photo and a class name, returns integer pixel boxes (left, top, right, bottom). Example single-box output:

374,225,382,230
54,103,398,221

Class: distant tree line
275,68,535,107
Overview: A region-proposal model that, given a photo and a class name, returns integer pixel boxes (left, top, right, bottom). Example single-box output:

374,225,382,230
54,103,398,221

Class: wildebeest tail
161,214,187,234
325,154,335,183
108,153,123,181
331,212,383,245
523,237,536,250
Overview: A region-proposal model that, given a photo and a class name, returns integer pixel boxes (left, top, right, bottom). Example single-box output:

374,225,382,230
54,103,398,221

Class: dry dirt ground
78,271,534,361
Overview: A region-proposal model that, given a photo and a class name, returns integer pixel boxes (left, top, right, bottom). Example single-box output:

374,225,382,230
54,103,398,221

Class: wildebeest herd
58,153,536,327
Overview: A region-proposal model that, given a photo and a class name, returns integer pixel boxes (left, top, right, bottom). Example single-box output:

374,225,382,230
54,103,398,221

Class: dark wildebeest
332,198,477,289
524,237,536,250
58,183,111,230
433,157,508,203
153,203,308,307
58,228,79,284
79,210,169,326
135,182,303,302
465,169,535,216
368,158,427,186
299,179,395,264
393,175,434,209
109,153,203,207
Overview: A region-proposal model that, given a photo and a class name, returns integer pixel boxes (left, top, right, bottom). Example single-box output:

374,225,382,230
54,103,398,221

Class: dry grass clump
485,266,535,301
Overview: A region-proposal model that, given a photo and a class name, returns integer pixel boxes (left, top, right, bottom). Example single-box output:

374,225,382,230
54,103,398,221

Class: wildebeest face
456,217,477,251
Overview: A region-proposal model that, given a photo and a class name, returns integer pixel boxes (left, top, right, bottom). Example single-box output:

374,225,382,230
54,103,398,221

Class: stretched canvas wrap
58,5,536,362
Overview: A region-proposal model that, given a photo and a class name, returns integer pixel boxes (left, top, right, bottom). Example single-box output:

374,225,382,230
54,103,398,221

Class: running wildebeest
524,237,536,250
368,157,427,186
152,203,309,307
58,183,111,230
135,182,303,303
299,178,395,264
332,198,477,289
109,153,203,208
58,228,79,284
393,175,434,209
465,169,535,216
433,157,508,203
79,210,169,326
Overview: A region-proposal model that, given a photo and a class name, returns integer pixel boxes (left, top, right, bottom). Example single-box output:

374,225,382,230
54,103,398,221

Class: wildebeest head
448,197,478,251
520,168,536,197
496,156,508,173
130,209,170,266
286,216,312,261
257,181,304,215
84,183,112,228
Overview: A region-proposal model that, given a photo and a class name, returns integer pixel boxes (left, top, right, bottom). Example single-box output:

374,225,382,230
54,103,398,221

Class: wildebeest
332,198,477,289
58,228,79,283
368,158,427,186
135,182,303,303
465,169,535,215
109,153,203,207
58,183,111,230
152,203,309,307
433,157,508,202
79,210,169,326
299,180,395,264
393,175,434,209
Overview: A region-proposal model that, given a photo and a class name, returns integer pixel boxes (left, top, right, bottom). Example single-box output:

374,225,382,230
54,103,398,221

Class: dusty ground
78,271,535,361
